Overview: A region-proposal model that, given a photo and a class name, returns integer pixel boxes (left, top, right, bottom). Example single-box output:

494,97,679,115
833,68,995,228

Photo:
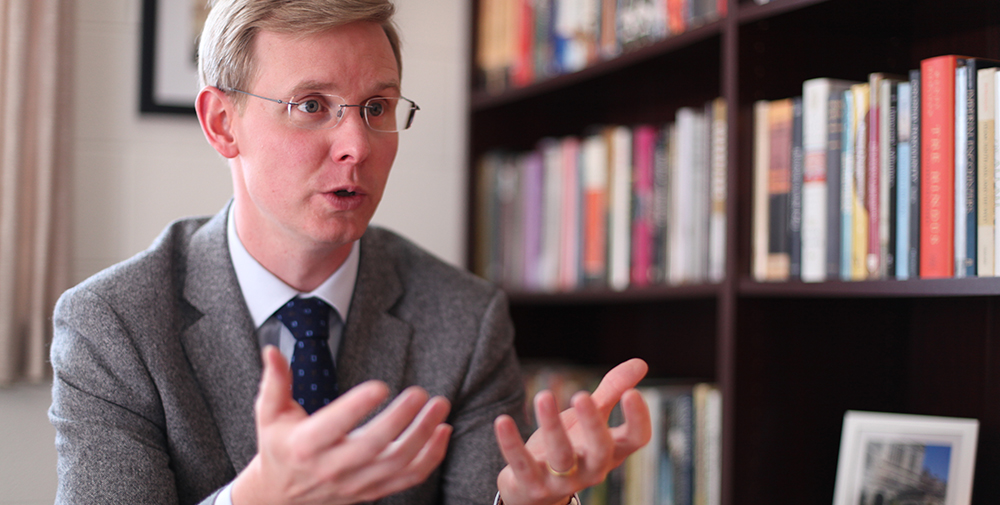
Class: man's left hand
493,358,652,505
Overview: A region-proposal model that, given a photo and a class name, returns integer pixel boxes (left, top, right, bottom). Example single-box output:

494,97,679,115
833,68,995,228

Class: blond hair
198,0,401,108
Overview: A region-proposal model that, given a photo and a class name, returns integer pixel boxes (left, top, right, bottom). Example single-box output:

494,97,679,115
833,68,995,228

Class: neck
233,207,354,293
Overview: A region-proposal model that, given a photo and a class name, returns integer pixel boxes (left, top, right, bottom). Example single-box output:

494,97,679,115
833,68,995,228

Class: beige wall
0,0,468,503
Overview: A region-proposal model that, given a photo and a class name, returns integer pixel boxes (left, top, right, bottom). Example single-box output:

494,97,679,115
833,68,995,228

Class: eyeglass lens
288,95,416,132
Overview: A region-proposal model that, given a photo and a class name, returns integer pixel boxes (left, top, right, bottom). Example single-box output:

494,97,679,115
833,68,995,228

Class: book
977,66,997,276
693,383,722,505
539,138,564,291
766,98,794,281
866,73,884,278
631,124,658,287
608,125,633,291
867,73,904,278
581,132,610,286
653,126,672,284
920,55,961,278
850,83,870,280
954,63,969,277
841,88,855,280
908,69,922,280
521,151,545,289
962,58,1000,278
789,97,804,279
693,103,711,283
881,78,902,279
896,82,913,279
996,68,1000,277
752,100,771,281
709,98,728,283
559,136,583,290
801,78,859,282
672,107,703,284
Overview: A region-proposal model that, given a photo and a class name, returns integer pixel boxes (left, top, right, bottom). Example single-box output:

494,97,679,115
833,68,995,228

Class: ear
196,86,239,159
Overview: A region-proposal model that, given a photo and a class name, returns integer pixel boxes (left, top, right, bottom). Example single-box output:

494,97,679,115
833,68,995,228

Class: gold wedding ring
546,456,579,477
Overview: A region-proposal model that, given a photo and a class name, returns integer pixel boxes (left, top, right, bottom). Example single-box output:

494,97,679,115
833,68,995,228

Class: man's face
228,22,400,257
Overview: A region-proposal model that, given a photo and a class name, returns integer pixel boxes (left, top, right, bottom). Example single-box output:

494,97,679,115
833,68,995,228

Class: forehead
251,22,400,96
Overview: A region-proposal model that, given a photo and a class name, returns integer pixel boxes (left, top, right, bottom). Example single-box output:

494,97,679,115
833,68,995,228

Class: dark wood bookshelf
465,0,1000,504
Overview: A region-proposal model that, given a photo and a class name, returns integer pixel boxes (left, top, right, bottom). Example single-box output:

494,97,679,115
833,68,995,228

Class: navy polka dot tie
275,297,339,414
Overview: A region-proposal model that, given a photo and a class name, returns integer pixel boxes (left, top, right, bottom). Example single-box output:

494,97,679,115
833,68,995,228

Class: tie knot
275,297,333,341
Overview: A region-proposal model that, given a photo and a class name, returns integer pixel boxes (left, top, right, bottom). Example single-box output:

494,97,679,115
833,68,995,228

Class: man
49,1,651,504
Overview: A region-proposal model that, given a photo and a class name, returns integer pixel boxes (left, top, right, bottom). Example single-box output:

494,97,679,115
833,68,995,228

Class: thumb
255,345,301,426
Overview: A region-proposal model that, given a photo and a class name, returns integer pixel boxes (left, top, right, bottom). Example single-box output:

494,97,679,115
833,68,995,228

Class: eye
366,100,386,117
295,98,326,114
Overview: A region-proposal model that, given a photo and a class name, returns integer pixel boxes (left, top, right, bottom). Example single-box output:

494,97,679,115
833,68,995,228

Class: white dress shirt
215,205,360,505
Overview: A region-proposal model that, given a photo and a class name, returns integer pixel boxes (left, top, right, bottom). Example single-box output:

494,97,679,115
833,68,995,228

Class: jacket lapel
337,229,413,400
179,206,261,472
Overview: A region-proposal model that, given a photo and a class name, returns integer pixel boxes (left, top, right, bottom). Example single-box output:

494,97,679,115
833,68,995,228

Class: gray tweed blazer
49,205,526,505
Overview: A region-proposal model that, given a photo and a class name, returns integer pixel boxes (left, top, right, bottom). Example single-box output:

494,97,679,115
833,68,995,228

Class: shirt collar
227,204,359,329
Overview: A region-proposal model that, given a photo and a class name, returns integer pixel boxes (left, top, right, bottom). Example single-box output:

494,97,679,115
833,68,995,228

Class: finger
292,380,391,452
353,395,451,475
347,421,454,503
609,389,653,464
534,391,576,475
386,395,452,461
360,420,454,498
590,359,649,416
494,414,545,485
255,346,299,426
568,391,614,471
349,386,432,448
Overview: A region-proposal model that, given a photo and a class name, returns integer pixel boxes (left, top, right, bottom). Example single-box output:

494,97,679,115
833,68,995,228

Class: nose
329,105,371,163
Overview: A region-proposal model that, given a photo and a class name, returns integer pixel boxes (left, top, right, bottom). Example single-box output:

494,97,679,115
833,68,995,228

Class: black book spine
908,69,921,279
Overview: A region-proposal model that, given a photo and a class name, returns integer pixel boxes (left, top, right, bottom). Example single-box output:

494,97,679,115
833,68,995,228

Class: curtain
0,0,73,386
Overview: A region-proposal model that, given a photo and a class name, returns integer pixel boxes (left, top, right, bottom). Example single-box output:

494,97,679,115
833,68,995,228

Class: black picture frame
139,0,202,115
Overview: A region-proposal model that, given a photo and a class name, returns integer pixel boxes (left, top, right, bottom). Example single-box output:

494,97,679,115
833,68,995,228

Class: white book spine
801,79,830,282
896,83,912,279
955,66,968,277
978,67,996,276
540,141,564,290
996,68,1000,274
674,108,697,284
752,101,771,282
609,126,632,291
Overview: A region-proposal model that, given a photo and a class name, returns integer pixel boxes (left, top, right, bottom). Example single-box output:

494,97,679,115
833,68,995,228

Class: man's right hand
231,346,453,505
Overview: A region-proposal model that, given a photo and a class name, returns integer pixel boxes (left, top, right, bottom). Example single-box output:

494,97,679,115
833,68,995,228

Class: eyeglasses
226,89,420,133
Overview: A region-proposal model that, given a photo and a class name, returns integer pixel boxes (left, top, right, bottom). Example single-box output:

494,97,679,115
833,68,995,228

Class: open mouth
333,189,357,197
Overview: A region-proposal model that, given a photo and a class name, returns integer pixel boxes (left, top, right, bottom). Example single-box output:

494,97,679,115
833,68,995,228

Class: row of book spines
753,54,1000,283
476,0,726,95
611,383,721,505
475,99,727,293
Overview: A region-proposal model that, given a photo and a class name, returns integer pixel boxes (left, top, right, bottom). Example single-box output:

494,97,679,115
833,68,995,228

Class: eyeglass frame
223,88,420,132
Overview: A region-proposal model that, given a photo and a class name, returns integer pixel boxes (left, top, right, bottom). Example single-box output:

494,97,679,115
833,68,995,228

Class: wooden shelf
466,0,1000,503
739,276,1000,298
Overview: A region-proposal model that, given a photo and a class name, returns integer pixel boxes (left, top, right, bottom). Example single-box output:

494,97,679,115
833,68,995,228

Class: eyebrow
288,80,401,97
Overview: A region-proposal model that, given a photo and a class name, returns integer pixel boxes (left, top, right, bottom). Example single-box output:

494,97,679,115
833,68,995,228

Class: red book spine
920,55,960,278
631,125,657,287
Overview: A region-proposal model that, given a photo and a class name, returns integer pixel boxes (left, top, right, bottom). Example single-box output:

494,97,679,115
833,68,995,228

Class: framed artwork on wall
139,0,210,114
832,411,979,505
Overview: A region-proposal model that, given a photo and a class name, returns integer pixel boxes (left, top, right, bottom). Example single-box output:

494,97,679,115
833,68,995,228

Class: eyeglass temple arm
225,88,291,105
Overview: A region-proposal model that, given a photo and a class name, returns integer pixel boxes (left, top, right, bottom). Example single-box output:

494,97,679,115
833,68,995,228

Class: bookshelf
465,0,1000,504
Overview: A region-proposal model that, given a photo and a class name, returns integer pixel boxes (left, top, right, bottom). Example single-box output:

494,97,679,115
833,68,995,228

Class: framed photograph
832,411,979,505
139,0,211,114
